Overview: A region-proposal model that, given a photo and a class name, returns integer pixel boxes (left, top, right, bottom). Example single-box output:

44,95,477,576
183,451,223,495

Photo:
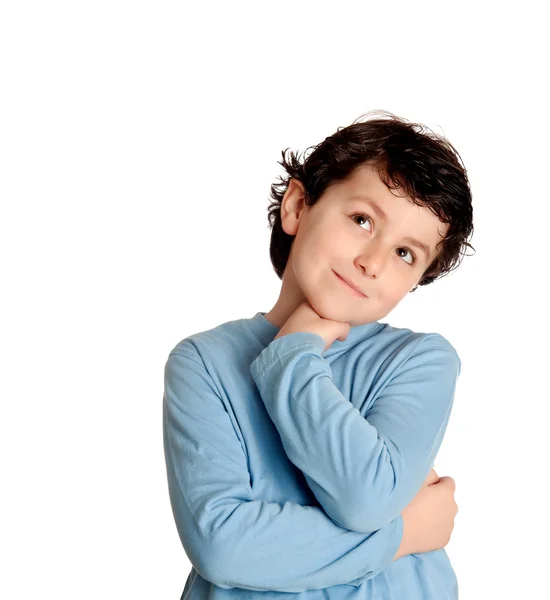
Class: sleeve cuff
251,332,326,379
381,513,405,569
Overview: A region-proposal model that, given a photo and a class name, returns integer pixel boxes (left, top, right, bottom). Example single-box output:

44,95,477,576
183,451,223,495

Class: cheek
292,250,335,298
374,284,401,307
297,233,332,271
293,253,323,287
388,287,411,308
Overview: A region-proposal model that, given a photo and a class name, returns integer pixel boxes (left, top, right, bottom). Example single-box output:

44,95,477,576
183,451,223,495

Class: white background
1,1,548,598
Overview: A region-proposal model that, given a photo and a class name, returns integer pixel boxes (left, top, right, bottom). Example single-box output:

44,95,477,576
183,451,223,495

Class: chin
306,291,354,324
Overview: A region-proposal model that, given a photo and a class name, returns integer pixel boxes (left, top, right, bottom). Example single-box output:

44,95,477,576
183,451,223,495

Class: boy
163,109,474,599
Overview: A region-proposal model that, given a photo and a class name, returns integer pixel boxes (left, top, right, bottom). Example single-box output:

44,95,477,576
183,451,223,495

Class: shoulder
376,322,461,376
166,315,256,370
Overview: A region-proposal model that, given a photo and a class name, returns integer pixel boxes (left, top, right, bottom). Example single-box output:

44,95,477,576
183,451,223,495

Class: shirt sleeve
249,331,461,533
163,343,404,593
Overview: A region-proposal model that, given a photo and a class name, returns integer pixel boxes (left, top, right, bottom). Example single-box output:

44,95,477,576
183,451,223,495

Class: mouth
333,271,368,298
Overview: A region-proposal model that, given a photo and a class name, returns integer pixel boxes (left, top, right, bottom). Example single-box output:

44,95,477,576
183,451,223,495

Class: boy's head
263,110,474,329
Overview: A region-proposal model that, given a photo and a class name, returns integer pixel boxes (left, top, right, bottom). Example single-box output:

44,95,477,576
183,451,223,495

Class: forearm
250,332,459,533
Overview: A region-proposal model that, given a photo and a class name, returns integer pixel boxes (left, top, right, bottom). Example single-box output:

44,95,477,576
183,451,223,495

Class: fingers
438,476,456,492
423,468,439,486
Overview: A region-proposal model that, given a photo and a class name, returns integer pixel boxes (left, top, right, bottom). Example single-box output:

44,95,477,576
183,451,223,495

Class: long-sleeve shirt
163,311,461,599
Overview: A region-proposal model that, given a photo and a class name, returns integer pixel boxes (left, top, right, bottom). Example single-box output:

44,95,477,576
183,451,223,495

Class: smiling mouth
334,271,367,298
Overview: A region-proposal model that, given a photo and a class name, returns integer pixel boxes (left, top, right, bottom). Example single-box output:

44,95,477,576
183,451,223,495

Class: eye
350,213,417,266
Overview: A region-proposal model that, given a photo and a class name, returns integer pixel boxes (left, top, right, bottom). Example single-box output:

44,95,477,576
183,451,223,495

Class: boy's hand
393,467,456,561
395,474,458,560
274,301,351,353
423,468,440,486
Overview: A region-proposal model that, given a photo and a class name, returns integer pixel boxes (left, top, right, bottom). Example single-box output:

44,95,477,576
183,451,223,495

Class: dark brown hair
266,109,475,291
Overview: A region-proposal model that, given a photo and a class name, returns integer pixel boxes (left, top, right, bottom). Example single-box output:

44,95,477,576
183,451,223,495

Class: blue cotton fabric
163,311,461,599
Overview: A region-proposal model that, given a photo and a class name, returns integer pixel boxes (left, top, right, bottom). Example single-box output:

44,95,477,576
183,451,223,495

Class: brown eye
351,214,416,265
397,247,416,265
351,214,372,229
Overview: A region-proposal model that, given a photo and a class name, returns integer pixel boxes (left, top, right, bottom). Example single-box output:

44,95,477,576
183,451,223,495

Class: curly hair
266,109,475,292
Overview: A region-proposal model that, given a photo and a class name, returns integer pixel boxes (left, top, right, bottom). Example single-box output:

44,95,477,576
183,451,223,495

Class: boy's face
264,162,449,329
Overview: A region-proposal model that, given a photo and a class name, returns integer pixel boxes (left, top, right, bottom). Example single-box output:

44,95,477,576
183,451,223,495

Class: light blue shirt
163,311,461,599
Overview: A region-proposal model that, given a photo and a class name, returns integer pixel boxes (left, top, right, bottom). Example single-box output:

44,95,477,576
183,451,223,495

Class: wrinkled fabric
163,311,460,599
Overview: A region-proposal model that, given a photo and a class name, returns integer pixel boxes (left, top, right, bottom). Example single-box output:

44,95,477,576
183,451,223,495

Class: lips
334,271,367,297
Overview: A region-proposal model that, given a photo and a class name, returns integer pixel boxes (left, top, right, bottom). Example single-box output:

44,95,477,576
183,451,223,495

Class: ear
280,178,308,237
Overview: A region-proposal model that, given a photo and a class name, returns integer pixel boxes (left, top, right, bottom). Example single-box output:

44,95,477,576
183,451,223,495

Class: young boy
163,110,474,599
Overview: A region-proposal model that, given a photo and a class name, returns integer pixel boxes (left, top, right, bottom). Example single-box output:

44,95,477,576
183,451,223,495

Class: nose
357,243,388,278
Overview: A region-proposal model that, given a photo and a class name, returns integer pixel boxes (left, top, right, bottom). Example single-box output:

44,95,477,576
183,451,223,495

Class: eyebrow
349,195,432,260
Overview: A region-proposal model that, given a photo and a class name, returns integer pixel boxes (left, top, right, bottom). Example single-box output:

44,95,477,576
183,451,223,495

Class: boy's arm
249,331,460,533
163,344,404,593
